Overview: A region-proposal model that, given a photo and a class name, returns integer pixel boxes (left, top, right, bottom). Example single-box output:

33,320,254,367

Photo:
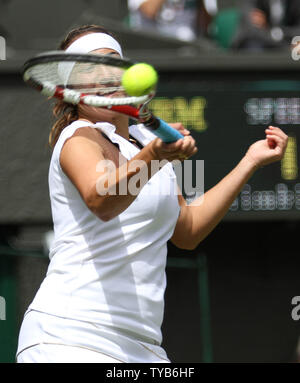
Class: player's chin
98,108,123,120
78,104,120,121
105,108,129,123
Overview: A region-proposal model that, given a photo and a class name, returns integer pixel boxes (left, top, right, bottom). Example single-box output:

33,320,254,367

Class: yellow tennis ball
122,63,158,96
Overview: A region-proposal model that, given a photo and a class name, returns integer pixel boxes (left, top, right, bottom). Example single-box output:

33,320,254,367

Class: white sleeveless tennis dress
16,120,181,363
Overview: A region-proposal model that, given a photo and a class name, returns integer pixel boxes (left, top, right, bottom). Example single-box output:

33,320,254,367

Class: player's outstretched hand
245,126,288,169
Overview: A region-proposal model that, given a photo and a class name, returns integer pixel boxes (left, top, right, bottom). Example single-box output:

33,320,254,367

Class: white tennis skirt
16,310,170,363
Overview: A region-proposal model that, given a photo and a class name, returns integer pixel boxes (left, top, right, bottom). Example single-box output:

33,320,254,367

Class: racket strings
24,57,150,106
27,61,125,96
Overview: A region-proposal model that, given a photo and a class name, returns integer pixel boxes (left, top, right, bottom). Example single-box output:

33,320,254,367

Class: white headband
65,32,123,57
58,32,123,86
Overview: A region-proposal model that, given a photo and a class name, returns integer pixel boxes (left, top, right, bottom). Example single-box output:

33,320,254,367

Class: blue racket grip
145,118,184,143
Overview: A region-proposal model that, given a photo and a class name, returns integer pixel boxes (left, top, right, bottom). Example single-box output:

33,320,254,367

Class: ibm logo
0,36,5,60
0,296,5,320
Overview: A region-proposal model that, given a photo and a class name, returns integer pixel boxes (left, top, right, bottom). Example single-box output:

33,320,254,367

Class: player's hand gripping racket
21,51,183,143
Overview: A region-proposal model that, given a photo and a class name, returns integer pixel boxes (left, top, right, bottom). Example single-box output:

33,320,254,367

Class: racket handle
144,117,184,143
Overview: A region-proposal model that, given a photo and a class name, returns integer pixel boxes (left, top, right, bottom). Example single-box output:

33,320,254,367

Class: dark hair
49,25,114,148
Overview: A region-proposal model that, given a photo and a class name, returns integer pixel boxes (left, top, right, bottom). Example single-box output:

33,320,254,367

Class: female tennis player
16,25,288,363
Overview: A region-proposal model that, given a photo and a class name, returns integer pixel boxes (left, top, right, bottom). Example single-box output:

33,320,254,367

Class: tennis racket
21,51,183,143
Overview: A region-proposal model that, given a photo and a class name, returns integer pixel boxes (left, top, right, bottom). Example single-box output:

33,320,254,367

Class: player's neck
78,110,130,140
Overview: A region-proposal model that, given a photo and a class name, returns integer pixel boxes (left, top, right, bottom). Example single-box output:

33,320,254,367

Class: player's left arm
170,126,288,250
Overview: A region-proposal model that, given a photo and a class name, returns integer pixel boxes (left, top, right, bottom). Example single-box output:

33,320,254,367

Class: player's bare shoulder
71,125,122,167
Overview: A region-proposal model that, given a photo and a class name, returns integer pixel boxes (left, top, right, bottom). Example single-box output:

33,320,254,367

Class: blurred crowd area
126,0,300,52
0,0,299,54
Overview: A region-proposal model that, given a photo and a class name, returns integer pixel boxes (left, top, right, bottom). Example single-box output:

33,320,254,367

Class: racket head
22,51,151,107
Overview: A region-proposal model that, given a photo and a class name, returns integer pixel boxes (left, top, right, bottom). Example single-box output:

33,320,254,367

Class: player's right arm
60,126,196,221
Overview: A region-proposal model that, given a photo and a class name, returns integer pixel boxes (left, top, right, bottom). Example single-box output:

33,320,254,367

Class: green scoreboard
151,70,300,220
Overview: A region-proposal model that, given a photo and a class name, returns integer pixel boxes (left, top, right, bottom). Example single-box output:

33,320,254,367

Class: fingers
159,138,185,152
179,135,198,159
171,136,197,160
168,122,190,136
152,135,198,162
169,122,191,136
266,135,284,156
265,126,288,142
267,137,276,149
264,126,288,160
265,126,288,152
